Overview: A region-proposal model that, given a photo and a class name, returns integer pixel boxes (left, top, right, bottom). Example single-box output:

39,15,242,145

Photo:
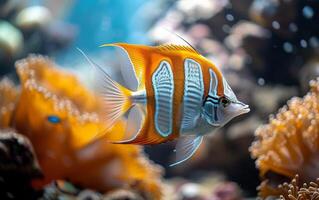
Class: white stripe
209,69,218,97
152,61,174,137
180,59,204,133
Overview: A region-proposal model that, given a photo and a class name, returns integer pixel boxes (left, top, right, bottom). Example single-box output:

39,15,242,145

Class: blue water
66,0,149,48
56,0,151,64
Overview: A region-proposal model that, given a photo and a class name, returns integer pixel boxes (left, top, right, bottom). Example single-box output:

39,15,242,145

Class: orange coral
0,78,19,128
1,55,163,199
250,78,319,198
14,55,103,149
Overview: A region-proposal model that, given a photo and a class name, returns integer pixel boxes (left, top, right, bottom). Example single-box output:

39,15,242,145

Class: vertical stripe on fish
203,69,220,125
180,59,204,134
152,60,174,137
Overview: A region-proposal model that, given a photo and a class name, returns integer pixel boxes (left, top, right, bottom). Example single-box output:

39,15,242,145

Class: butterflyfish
77,43,250,166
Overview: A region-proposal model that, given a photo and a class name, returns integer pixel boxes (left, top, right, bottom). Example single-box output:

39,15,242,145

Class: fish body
78,43,250,166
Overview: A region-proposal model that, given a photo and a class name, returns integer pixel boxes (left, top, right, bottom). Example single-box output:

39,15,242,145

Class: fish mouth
236,104,250,116
241,105,250,114
235,101,250,114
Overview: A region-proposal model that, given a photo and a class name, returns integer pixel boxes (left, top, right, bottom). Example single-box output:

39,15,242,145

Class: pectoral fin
170,135,203,167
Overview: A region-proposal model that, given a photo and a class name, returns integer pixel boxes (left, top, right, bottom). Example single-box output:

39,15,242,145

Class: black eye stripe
203,95,220,106
207,95,219,100
204,95,219,101
206,99,219,105
203,99,218,106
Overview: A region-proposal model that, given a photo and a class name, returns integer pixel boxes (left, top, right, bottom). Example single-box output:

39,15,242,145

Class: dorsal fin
156,44,199,54
100,43,146,90
160,28,200,54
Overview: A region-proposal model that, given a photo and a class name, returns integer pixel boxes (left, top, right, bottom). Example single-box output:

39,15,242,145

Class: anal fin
111,105,144,143
124,105,144,140
112,104,177,145
111,105,170,145
112,129,169,145
170,135,203,167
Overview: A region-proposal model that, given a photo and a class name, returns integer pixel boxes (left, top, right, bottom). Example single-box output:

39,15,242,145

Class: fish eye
220,97,230,107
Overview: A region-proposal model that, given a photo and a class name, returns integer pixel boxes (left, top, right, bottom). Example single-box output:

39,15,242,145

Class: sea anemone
250,78,319,198
0,55,163,199
277,175,319,200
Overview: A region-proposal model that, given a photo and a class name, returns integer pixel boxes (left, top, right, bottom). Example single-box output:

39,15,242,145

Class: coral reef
276,175,319,200
0,55,163,199
14,54,103,149
41,180,144,200
163,174,243,200
250,78,319,198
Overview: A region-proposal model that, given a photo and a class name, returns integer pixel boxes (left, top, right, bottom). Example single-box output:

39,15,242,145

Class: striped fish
78,43,250,166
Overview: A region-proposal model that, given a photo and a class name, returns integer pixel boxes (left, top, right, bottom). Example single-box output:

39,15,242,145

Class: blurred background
0,0,318,199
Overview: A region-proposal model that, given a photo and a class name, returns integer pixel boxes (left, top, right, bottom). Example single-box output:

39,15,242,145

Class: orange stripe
171,55,185,138
198,56,224,97
121,48,178,144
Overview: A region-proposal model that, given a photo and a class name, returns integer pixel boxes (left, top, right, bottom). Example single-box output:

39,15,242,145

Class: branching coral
0,55,163,199
250,78,319,198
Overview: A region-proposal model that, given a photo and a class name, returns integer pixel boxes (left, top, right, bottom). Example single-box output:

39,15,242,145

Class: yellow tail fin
77,48,133,130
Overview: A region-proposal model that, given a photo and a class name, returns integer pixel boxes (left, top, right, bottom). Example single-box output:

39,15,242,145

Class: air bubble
302,6,314,19
258,78,265,86
283,42,293,53
226,14,234,21
272,21,280,29
300,39,307,48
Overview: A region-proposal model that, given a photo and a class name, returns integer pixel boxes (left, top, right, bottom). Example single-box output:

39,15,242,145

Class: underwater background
0,0,318,199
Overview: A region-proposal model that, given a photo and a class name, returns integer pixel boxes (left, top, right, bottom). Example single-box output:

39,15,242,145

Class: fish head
202,69,250,127
202,96,250,127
